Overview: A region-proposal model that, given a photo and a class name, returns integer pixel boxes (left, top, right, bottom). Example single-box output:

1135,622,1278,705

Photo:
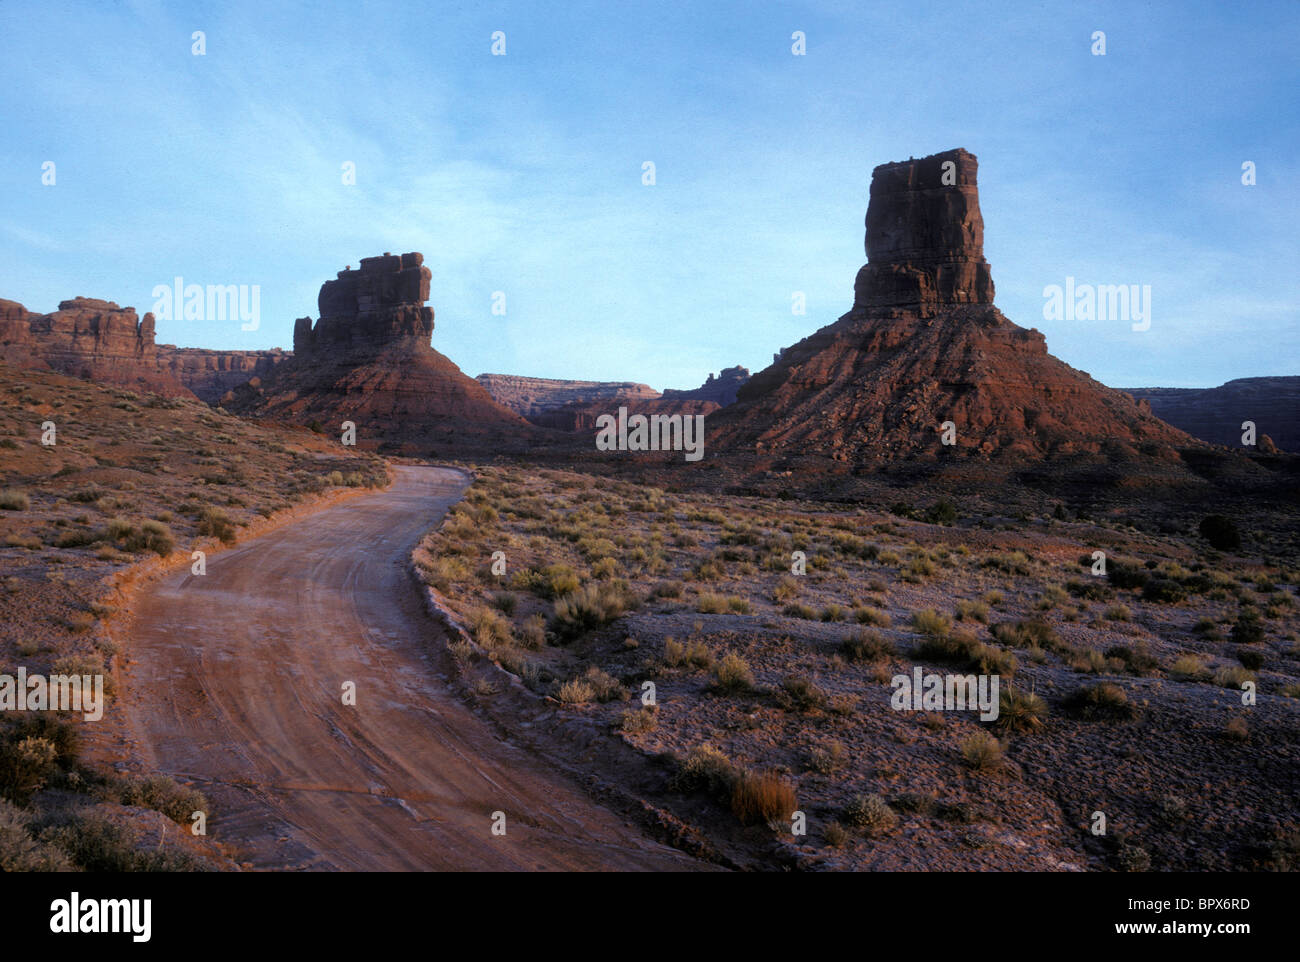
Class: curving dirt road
120,465,703,870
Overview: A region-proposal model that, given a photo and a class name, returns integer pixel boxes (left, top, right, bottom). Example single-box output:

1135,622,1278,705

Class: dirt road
120,465,703,870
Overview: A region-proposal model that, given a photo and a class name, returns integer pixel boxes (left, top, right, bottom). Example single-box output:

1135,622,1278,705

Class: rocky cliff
0,296,194,398
712,149,1196,462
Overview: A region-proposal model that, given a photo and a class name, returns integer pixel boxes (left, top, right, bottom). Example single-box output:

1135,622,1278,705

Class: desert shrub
770,575,800,604
0,490,30,511
1064,683,1138,721
1105,641,1160,675
517,613,547,650
1225,717,1250,741
552,583,633,639
994,687,1048,733
197,507,237,545
823,821,849,848
1104,604,1132,621
955,600,989,623
990,619,1064,653
776,675,828,712
1070,649,1108,674
1067,578,1113,601
806,740,847,773
39,814,208,872
710,653,755,694
925,500,957,525
1142,577,1186,604
1169,655,1210,681
782,602,818,620
117,775,207,825
663,637,713,669
1236,648,1265,671
671,744,739,799
961,731,1003,771
580,666,625,702
911,608,952,640
620,705,658,733
489,591,518,616
853,605,891,627
730,771,798,825
0,736,58,804
981,551,1031,575
555,678,596,704
1199,514,1241,551
840,629,895,663
0,800,70,871
1213,665,1256,689
652,580,684,599
470,606,513,648
536,563,581,599
842,794,898,835
123,519,174,557
1230,609,1266,645
1107,562,1150,590
696,592,728,614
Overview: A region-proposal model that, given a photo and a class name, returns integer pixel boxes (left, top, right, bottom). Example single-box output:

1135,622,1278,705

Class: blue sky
1,0,1296,390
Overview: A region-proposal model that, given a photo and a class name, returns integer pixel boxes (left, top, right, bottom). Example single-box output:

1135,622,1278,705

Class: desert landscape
0,4,1296,919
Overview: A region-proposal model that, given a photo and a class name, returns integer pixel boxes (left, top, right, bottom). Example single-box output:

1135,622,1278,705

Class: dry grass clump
1064,682,1139,721
839,628,895,663
710,653,755,694
961,731,1003,771
552,583,634,639
730,771,798,825
670,744,739,799
994,686,1048,733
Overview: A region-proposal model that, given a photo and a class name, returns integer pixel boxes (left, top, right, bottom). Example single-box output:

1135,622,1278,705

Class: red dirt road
120,465,704,870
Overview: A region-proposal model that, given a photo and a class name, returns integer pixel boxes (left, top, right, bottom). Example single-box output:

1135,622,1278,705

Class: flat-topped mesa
295,252,434,356
853,148,995,313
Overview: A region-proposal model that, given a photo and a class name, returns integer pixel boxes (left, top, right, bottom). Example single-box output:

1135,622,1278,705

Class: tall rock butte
224,253,533,451
712,148,1194,461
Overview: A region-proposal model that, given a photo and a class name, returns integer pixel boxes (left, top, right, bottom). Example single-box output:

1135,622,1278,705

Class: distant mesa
225,252,532,452
477,374,660,420
712,148,1197,462
478,367,750,431
1129,377,1299,453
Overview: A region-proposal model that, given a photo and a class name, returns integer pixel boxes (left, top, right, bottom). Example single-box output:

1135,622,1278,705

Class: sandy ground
114,465,704,870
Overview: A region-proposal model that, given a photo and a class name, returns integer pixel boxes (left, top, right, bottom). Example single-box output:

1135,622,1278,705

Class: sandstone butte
222,252,534,452
710,148,1199,462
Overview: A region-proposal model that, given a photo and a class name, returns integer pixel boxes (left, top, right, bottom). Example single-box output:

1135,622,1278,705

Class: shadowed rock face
0,296,194,398
156,346,290,404
227,252,532,451
712,149,1197,462
297,252,434,356
854,148,994,313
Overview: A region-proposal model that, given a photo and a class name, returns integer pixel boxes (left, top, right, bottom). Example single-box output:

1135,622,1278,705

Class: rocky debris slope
712,149,1195,462
662,366,750,407
1129,377,1298,452
0,296,195,398
224,253,534,452
477,373,660,419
